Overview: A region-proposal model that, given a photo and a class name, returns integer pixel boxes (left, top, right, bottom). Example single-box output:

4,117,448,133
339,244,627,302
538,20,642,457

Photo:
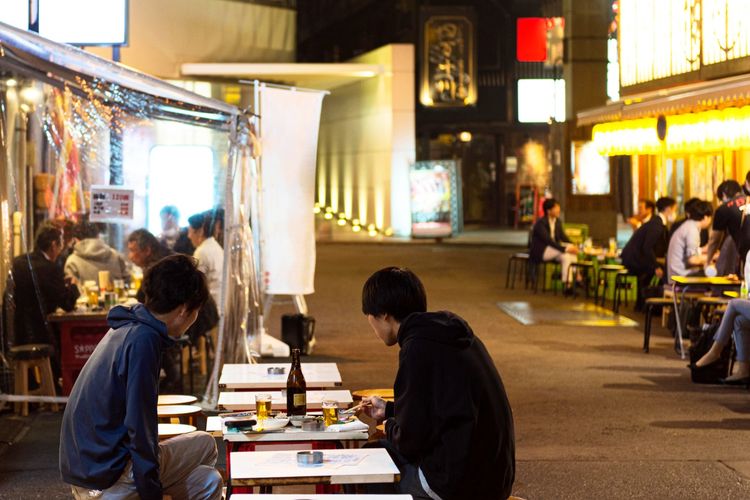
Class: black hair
656,197,677,213
187,212,208,234
542,198,559,215
141,254,209,314
640,199,656,212
717,180,742,200
683,197,700,217
362,266,427,322
688,200,713,221
160,205,180,219
35,223,62,252
127,228,162,253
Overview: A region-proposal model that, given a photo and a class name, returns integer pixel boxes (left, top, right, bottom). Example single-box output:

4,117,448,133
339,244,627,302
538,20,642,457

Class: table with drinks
219,350,393,495
48,270,141,394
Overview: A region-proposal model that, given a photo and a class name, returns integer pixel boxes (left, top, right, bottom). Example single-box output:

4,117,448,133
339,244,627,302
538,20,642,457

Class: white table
218,390,353,411
232,496,412,499
220,363,342,390
229,448,400,488
207,416,369,444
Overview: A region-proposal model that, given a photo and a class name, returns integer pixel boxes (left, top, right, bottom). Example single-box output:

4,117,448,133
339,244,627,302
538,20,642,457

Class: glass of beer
87,285,99,307
322,400,339,427
255,393,272,420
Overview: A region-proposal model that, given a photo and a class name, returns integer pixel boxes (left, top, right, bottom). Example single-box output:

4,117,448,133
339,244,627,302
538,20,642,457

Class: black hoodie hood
397,311,474,349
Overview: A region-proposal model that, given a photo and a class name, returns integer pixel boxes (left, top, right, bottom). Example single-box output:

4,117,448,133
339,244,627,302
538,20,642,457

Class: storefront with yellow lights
577,0,750,208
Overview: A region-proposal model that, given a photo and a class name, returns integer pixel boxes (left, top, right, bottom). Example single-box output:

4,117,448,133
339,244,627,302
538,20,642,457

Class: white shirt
548,216,557,239
194,236,224,305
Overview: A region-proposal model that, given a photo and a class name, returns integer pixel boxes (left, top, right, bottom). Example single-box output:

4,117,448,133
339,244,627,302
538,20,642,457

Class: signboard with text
410,160,462,238
89,185,134,222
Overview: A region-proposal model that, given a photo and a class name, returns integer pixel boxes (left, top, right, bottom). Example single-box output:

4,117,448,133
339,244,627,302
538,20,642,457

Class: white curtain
259,86,325,295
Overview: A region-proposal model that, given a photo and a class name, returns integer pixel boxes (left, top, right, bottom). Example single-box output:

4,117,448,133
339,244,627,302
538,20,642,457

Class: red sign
517,18,547,62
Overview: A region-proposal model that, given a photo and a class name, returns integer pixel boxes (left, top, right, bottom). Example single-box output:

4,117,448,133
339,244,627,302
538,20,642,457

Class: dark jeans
361,439,435,499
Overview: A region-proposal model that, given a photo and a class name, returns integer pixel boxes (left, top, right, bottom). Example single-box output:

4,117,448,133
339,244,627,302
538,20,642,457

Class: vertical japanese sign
419,8,477,107
89,185,134,222
410,161,461,238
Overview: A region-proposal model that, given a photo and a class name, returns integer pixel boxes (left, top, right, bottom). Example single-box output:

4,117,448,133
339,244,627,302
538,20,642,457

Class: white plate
252,417,289,431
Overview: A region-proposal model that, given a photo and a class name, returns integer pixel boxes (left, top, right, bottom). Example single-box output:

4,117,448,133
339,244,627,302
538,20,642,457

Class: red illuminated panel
517,17,547,62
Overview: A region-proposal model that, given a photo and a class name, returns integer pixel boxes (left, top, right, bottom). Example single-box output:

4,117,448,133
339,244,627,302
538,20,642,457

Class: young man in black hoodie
360,267,515,500
60,255,222,499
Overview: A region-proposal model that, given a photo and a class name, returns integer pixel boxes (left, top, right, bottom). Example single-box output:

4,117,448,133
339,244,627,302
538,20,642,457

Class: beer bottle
286,348,307,416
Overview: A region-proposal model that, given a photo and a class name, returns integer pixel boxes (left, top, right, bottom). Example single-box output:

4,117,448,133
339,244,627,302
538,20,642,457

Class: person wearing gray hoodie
64,219,128,285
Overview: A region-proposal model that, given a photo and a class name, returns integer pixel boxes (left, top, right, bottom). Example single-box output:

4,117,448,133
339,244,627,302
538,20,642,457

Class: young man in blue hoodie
60,254,222,499
360,267,515,500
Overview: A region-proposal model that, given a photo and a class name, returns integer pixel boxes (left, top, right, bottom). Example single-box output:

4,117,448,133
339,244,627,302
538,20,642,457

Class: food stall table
232,496,412,499
229,448,400,492
47,310,109,395
218,390,353,411
220,363,342,390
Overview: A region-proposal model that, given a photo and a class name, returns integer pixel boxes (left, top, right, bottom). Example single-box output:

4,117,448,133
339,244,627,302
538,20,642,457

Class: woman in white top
187,211,224,306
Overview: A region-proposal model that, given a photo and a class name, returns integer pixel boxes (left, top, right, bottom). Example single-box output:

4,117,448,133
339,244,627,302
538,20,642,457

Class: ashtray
297,451,323,466
267,366,285,375
301,419,325,432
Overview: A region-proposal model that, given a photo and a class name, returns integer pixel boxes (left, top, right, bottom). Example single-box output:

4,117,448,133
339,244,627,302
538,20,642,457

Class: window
147,145,215,233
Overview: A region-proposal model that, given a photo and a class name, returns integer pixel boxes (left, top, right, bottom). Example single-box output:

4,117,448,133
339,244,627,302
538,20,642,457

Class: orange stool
157,404,202,426
352,388,394,402
158,423,197,441
158,394,198,405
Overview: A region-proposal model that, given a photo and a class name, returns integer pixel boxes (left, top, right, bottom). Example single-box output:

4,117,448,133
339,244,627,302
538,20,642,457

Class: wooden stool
158,394,198,405
643,297,677,353
10,344,58,417
352,388,394,402
157,404,203,426
505,252,529,289
158,423,197,440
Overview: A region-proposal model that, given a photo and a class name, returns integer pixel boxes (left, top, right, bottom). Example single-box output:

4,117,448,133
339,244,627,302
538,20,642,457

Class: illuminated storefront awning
578,72,750,127
592,106,750,156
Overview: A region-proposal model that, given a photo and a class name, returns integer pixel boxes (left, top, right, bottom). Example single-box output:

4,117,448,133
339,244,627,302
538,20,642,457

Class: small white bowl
252,417,289,431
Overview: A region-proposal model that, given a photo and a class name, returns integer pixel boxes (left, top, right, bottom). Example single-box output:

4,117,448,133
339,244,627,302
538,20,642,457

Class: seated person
621,196,677,310
188,212,224,306
60,255,222,499
694,298,750,384
64,219,128,285
127,228,219,392
668,198,709,247
359,267,515,499
706,180,744,272
627,198,655,230
529,198,578,291
666,200,713,284
158,205,181,250
11,223,79,384
127,228,172,271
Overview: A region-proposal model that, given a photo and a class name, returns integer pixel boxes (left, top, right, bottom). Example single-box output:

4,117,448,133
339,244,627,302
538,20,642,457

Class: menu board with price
89,185,134,222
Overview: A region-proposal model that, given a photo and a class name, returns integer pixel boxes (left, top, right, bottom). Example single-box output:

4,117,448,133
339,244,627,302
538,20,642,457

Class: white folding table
219,363,342,390
218,390,353,411
229,448,400,489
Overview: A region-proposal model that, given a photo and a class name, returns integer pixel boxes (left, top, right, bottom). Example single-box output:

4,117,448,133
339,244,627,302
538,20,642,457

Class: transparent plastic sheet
0,24,253,406
203,112,262,408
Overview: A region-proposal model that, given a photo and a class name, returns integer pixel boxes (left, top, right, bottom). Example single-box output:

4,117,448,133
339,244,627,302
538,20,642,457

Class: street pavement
3,242,750,498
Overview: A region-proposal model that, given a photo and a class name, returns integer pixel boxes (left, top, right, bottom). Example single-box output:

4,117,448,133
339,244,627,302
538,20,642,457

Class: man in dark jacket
621,196,677,310
529,198,579,290
360,267,515,500
59,255,222,499
11,223,79,358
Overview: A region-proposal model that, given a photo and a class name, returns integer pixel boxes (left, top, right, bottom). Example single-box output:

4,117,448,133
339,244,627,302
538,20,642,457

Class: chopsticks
340,400,372,415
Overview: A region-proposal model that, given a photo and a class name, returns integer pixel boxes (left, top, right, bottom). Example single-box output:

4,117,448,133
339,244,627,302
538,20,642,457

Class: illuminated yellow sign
620,0,699,87
592,106,750,155
702,0,750,65
420,13,477,107
620,0,750,87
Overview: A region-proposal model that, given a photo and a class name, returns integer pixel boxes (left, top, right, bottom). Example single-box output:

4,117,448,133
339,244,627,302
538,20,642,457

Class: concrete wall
316,44,416,236
87,0,295,78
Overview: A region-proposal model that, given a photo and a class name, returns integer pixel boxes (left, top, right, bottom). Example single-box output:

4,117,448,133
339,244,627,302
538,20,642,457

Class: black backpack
689,321,731,384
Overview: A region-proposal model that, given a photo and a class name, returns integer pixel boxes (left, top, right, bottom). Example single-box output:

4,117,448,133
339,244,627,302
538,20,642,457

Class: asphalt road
2,242,750,499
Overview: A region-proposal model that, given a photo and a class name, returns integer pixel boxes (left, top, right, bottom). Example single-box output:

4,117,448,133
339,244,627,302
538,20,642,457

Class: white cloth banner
259,86,324,295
